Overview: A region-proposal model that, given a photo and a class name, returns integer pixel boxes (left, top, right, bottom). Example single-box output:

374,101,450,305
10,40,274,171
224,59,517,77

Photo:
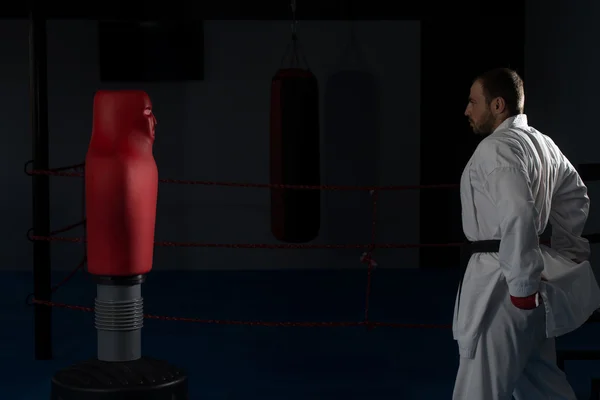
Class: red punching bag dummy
51,90,189,400
86,90,158,277
270,68,320,243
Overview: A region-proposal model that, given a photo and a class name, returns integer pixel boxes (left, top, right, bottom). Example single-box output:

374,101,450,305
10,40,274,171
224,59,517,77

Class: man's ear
492,97,506,114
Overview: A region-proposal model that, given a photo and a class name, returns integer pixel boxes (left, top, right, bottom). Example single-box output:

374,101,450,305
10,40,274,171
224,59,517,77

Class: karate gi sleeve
485,166,544,298
549,166,590,262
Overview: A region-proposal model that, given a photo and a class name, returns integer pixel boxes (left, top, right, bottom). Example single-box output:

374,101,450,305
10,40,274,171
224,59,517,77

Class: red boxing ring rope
23,162,471,331
27,167,459,191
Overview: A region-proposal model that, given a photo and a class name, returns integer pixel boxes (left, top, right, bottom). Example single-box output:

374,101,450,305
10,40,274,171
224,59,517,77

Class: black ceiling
13,0,524,20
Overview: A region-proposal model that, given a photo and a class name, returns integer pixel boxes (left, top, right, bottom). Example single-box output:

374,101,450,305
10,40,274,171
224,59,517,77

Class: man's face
464,80,495,136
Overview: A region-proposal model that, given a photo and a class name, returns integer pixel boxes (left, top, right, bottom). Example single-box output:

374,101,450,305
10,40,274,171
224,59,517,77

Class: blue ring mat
2,269,599,399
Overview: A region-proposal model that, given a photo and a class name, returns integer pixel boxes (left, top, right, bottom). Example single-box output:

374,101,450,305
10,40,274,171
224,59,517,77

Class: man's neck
491,114,510,133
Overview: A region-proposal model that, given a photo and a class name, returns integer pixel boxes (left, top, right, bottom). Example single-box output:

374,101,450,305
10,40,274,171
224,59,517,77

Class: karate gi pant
452,290,576,400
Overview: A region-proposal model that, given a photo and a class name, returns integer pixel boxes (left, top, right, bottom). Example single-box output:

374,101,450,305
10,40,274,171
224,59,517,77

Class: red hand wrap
510,293,539,310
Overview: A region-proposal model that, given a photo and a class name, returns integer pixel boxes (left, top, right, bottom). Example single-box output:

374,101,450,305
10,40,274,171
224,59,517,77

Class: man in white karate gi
453,67,600,399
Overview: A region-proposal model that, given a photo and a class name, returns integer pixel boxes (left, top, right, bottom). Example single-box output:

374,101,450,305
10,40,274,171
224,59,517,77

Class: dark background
4,0,600,275
4,2,600,399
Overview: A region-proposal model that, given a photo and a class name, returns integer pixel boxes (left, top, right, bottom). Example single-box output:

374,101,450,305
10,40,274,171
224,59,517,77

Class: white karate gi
453,114,600,400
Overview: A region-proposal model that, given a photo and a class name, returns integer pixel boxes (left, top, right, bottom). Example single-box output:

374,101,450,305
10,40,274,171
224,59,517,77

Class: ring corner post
29,4,52,361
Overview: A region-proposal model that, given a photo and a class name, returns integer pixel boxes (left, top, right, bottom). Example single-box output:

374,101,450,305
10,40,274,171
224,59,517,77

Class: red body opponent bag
85,90,158,277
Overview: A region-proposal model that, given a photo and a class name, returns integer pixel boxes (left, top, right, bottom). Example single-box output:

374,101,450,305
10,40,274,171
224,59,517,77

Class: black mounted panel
98,20,204,82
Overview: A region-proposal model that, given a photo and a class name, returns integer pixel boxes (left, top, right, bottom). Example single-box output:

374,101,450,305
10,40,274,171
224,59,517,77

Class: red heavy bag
270,68,321,243
85,90,159,277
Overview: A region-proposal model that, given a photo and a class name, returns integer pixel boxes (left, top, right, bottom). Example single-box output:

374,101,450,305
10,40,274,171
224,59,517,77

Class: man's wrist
510,292,540,310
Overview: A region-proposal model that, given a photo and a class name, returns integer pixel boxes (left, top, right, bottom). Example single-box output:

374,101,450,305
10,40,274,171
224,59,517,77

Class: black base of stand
50,357,188,400
591,378,600,400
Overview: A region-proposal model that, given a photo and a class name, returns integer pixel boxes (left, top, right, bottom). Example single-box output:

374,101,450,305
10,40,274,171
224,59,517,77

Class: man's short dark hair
476,68,525,116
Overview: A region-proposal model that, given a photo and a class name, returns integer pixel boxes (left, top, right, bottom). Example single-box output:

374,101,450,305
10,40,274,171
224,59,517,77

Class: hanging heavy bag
323,25,379,246
270,29,321,243
270,4,321,243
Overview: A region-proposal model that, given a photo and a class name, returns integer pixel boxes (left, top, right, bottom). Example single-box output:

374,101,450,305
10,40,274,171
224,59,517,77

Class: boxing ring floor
3,268,600,399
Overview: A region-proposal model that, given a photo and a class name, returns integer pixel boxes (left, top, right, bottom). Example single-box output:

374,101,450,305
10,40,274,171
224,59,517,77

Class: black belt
459,240,501,281
457,240,501,311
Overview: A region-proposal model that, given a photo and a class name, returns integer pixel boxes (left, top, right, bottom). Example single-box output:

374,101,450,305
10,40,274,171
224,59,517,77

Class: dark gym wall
419,10,526,269
1,20,421,271
419,0,600,270
525,0,600,273
3,6,600,273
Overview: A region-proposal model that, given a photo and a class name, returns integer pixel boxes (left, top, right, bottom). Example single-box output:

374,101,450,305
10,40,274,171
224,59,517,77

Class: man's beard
469,109,496,136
